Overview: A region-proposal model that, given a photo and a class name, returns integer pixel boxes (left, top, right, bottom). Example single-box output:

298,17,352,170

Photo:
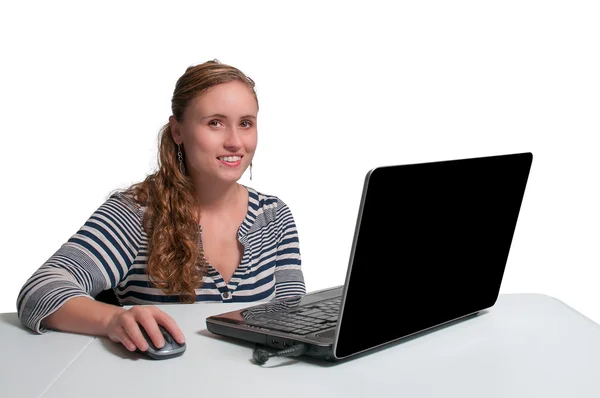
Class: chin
218,171,244,183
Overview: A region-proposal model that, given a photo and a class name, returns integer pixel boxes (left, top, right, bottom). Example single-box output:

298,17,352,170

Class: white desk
2,294,600,398
0,313,94,397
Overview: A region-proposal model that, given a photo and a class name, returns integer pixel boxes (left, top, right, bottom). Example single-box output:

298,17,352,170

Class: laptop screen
334,152,533,359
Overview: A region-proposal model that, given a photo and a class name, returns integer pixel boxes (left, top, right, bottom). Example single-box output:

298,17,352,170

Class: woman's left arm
273,201,306,299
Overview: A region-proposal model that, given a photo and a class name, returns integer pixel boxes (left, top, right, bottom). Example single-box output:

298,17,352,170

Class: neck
193,177,243,213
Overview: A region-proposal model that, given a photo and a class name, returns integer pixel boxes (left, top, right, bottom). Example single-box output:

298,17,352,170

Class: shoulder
101,189,145,219
246,186,293,217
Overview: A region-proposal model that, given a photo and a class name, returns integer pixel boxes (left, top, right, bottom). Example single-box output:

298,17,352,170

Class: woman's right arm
42,297,184,351
42,296,125,336
15,193,184,349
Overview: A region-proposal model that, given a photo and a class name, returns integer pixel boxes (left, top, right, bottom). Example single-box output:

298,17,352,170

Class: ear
169,116,183,144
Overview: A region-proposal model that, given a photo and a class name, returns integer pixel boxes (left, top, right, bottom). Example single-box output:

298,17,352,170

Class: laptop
206,152,533,361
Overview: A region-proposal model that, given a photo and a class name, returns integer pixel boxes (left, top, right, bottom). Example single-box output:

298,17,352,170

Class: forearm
41,296,126,337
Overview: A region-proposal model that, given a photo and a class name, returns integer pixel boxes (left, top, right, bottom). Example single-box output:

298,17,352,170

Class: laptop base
206,321,337,361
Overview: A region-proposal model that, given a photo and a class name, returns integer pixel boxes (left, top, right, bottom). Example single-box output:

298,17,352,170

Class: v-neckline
199,185,258,288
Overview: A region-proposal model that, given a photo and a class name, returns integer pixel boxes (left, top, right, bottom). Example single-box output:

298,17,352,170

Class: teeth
219,156,241,162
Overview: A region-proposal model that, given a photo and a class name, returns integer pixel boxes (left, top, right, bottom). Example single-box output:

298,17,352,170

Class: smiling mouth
217,156,242,163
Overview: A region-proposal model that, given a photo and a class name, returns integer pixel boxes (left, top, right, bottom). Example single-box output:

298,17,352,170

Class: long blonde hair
125,60,258,303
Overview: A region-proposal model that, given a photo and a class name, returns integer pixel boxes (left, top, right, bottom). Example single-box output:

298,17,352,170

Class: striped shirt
17,186,305,333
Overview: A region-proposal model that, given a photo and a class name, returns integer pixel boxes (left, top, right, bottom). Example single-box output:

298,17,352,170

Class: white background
1,1,598,324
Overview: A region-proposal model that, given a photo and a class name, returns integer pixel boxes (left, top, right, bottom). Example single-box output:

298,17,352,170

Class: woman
16,59,306,354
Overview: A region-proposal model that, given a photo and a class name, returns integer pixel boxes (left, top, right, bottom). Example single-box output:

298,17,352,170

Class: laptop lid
333,152,533,359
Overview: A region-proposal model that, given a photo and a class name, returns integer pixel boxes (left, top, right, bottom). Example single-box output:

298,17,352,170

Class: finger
137,314,165,349
122,318,149,351
152,309,186,344
118,329,138,352
108,325,137,351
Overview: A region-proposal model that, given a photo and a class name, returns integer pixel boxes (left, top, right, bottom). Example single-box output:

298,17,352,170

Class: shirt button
222,291,230,299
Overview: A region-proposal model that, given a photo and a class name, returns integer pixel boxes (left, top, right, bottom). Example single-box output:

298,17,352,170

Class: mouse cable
253,343,308,365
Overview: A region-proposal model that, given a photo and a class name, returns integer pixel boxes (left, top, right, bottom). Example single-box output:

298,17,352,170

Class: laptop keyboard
244,297,341,335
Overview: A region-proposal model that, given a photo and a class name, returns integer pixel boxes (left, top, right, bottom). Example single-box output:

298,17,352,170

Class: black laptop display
206,152,533,361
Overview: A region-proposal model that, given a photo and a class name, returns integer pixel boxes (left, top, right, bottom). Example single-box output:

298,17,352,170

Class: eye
208,120,223,128
240,120,253,128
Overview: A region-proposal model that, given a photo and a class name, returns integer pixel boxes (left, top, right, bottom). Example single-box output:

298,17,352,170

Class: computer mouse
138,325,186,360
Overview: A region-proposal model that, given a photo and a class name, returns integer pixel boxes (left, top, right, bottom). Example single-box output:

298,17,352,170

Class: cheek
244,133,258,151
183,135,217,165
187,131,216,151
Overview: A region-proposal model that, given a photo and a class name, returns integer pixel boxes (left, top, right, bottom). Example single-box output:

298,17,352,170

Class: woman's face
170,80,258,184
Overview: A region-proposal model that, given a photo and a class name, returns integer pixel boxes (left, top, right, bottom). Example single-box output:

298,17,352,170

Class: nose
224,126,242,149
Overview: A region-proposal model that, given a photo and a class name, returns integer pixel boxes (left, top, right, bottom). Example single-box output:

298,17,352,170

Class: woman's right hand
106,306,185,352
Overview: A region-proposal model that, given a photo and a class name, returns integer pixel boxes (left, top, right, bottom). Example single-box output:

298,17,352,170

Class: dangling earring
250,162,253,181
177,144,185,174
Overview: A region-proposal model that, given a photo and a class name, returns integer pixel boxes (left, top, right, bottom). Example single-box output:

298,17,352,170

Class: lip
217,154,243,168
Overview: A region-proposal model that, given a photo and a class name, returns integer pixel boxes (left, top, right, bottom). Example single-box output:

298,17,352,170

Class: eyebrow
200,114,257,120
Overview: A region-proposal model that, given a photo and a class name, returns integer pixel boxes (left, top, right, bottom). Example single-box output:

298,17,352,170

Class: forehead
188,80,258,116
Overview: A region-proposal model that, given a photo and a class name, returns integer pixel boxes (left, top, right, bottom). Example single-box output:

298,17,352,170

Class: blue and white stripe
17,186,305,333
